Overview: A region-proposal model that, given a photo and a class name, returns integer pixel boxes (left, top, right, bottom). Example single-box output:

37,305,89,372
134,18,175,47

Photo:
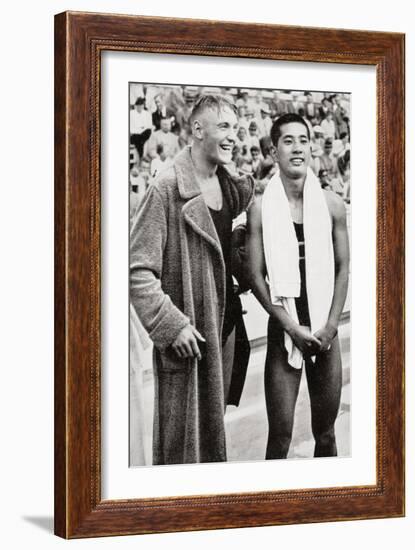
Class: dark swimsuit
268,222,311,342
293,222,311,327
208,179,237,345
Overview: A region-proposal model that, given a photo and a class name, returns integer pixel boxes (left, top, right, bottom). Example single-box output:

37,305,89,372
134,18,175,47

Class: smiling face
196,107,238,166
275,122,311,180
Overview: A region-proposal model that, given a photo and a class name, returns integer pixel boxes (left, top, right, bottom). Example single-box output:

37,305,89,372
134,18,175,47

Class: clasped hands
288,323,337,356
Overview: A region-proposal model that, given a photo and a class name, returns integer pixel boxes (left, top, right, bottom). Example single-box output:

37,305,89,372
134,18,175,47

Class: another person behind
246,113,349,460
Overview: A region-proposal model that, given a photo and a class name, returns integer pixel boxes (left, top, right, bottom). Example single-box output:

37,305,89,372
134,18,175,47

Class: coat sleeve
130,185,190,350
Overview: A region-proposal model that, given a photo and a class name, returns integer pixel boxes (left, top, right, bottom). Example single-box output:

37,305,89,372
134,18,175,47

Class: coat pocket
155,347,196,373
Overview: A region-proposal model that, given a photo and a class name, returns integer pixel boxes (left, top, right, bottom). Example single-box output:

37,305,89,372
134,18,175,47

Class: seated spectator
146,116,180,160
150,144,173,178
130,97,152,158
250,145,263,179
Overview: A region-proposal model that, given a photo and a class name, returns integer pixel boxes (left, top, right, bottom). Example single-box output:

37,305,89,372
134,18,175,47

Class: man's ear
192,119,203,141
270,144,278,161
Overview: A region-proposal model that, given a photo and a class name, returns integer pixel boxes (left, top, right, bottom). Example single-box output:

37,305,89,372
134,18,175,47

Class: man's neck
280,172,305,201
190,146,218,180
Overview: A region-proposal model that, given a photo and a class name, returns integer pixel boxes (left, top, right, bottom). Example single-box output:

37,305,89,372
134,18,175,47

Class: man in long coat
130,95,254,465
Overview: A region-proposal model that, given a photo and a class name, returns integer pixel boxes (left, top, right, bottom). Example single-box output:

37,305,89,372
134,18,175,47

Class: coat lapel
174,145,255,252
175,146,223,257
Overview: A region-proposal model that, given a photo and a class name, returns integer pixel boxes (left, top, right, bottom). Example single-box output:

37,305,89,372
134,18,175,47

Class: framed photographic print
54,11,405,538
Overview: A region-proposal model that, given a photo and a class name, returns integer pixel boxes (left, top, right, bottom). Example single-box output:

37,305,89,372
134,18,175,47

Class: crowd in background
129,84,351,222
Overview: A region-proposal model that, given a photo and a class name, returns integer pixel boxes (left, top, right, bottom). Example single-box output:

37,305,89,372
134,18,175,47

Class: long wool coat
130,147,254,465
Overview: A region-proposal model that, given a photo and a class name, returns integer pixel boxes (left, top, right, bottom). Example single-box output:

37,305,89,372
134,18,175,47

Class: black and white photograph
129,82,351,468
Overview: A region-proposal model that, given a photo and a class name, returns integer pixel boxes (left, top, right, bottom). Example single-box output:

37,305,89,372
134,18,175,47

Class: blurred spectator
130,97,152,158
146,116,180,160
318,96,333,121
175,92,195,133
320,137,338,179
247,120,261,150
338,149,351,203
321,111,336,140
237,105,249,131
337,131,351,159
312,124,326,149
299,108,314,137
310,142,323,176
251,92,265,120
130,83,145,106
236,126,250,156
257,104,273,138
318,168,331,190
150,144,173,178
258,136,277,180
335,106,350,138
152,94,174,131
287,92,304,114
130,157,151,223
304,91,318,122
270,90,287,118
250,145,263,179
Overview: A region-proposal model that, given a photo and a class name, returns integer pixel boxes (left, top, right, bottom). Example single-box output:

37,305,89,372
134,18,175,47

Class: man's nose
227,127,237,142
292,140,303,152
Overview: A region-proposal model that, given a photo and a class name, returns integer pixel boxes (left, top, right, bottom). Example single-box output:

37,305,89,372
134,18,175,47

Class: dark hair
134,97,145,106
189,94,237,126
270,113,311,146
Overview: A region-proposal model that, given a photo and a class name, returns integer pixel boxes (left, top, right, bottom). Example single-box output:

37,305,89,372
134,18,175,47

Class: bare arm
246,197,321,354
314,191,350,348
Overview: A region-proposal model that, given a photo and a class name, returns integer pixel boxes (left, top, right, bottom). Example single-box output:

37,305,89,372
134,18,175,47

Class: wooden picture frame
54,11,405,538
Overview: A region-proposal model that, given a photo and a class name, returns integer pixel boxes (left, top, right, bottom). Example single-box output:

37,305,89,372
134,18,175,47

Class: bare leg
305,335,342,457
264,321,303,459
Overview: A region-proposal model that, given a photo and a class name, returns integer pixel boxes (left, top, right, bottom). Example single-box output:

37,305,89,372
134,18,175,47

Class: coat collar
174,146,255,215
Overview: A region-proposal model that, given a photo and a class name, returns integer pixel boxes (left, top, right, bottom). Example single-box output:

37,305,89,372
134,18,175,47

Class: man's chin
285,167,307,179
218,154,232,165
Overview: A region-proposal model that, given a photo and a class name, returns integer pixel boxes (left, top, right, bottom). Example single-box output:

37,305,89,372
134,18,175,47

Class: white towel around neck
262,168,335,369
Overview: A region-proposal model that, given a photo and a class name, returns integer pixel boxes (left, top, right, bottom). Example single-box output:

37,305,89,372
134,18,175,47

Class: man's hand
288,325,322,356
313,324,337,352
172,325,206,360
